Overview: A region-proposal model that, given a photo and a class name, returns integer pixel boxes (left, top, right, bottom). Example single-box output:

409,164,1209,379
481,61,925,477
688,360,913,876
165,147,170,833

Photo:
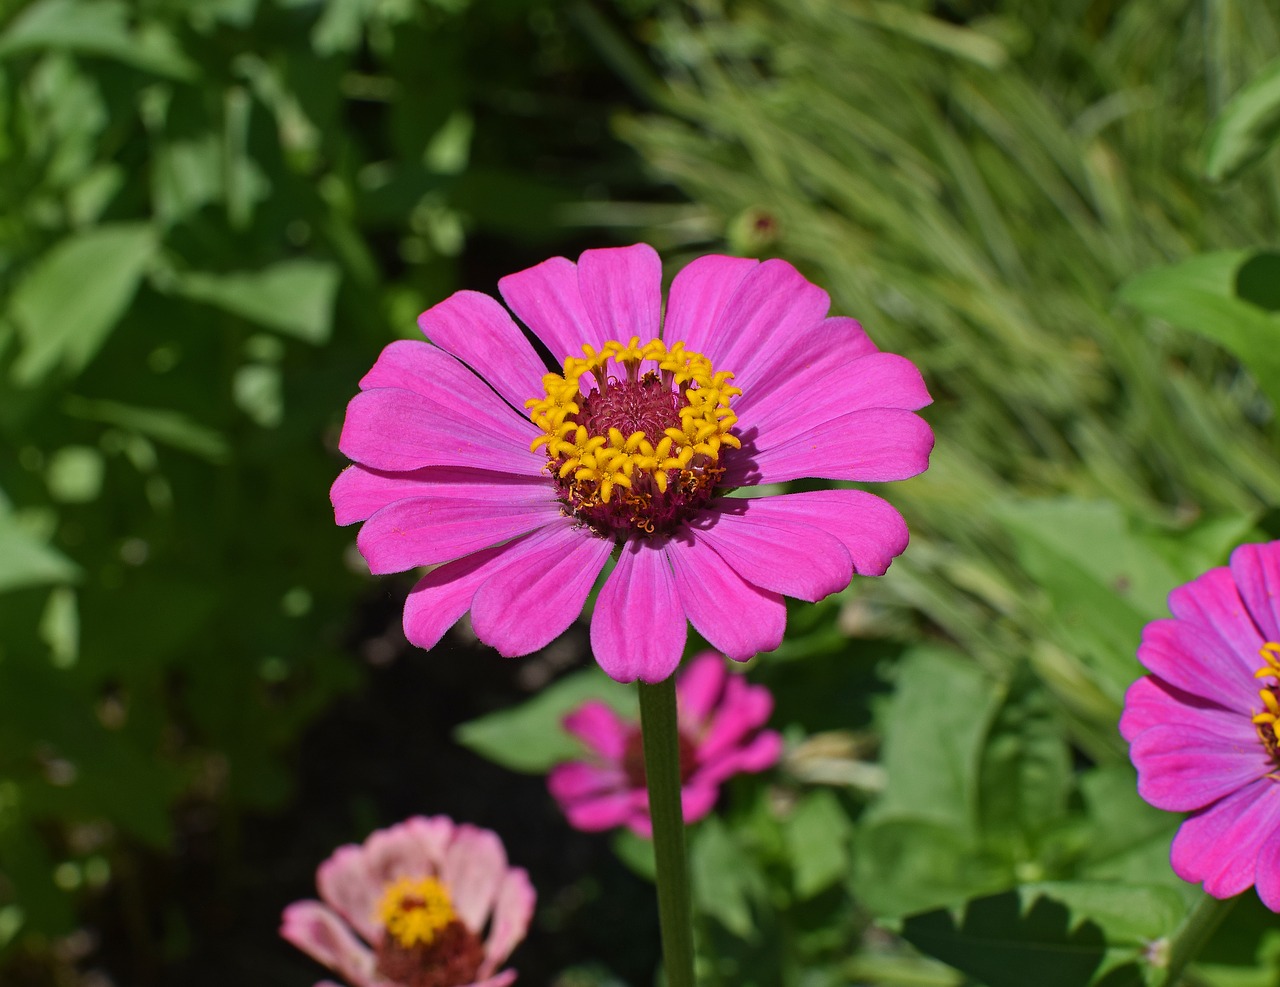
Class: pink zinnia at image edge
548,650,782,835
1121,540,1280,910
281,815,535,987
331,243,934,684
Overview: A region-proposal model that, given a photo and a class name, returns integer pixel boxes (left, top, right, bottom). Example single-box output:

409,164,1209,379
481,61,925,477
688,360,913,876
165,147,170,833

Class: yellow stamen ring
525,337,741,532
376,876,456,948
1252,642,1280,760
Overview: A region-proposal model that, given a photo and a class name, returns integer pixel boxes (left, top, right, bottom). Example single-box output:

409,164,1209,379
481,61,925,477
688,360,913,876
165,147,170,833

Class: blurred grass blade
1203,56,1280,183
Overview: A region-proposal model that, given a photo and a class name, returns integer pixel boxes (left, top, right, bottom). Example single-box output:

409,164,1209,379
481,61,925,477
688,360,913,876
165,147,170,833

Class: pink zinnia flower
332,243,932,683
548,650,782,835
1121,540,1280,910
281,816,535,987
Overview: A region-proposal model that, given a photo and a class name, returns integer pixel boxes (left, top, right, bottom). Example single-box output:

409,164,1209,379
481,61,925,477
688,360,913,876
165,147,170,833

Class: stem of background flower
1158,893,1236,987
638,676,696,987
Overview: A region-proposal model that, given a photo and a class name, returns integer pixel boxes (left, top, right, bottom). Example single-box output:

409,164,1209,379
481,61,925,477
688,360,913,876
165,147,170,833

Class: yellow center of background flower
376,876,457,948
525,337,741,536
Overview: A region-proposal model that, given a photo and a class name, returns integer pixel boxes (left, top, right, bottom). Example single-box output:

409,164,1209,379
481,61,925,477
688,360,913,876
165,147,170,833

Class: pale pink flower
332,243,932,683
548,651,782,836
1121,540,1280,910
281,816,535,987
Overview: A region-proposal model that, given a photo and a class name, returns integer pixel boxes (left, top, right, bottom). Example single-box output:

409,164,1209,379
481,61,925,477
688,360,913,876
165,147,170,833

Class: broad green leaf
691,815,764,938
1236,251,1280,312
853,818,1009,918
454,667,635,775
9,224,156,385
783,789,851,900
901,884,1183,987
977,670,1071,857
864,645,1001,834
1119,256,1280,409
1203,57,1280,182
0,517,79,593
0,0,197,79
169,261,341,344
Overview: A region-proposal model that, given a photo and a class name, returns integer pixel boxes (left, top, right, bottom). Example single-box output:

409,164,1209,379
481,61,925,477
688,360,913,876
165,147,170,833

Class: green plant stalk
638,676,696,987
1159,892,1237,987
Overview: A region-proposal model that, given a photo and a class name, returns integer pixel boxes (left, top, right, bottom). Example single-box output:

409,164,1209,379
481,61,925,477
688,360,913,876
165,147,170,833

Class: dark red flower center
621,725,698,789
526,337,741,540
374,919,485,987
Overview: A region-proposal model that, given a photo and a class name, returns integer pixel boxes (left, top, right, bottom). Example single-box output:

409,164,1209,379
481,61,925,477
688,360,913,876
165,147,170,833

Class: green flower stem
1159,892,1237,987
638,676,696,987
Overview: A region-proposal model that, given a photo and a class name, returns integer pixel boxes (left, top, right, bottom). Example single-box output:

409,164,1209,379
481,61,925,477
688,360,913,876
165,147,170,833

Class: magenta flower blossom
332,243,932,683
281,816,535,987
548,651,782,835
1121,540,1280,910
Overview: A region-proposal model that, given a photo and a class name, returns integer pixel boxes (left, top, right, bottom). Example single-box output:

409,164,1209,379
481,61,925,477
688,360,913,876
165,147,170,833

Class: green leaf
610,829,655,881
1119,255,1280,409
977,669,1071,857
901,884,1182,987
0,516,79,593
169,261,342,344
865,646,1002,834
853,818,1009,918
453,667,635,775
783,789,851,900
8,224,156,385
1203,57,1280,182
0,0,197,79
690,815,763,938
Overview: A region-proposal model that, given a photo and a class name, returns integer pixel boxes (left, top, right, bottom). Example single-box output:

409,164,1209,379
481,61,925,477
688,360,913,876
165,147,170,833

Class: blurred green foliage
0,0,644,970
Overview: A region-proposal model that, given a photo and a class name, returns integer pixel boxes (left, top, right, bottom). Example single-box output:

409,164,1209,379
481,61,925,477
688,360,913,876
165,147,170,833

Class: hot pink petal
660,254,759,356
359,340,539,440
548,760,625,803
1255,825,1280,911
733,316,879,413
332,465,547,527
577,243,663,344
562,789,637,832
590,539,686,683
712,490,909,577
1137,619,1259,713
688,505,852,602
695,674,774,765
1167,566,1267,683
665,539,787,661
743,353,931,441
356,491,560,574
481,869,536,975
1131,724,1270,811
441,825,508,932
725,407,934,486
314,846,381,944
1120,676,1246,743
699,258,829,381
680,782,720,824
1171,779,1280,899
401,540,529,651
1231,542,1280,644
696,730,783,786
470,521,612,656
339,388,544,477
675,652,729,726
280,901,377,986
417,290,549,412
499,255,600,365
562,701,632,760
